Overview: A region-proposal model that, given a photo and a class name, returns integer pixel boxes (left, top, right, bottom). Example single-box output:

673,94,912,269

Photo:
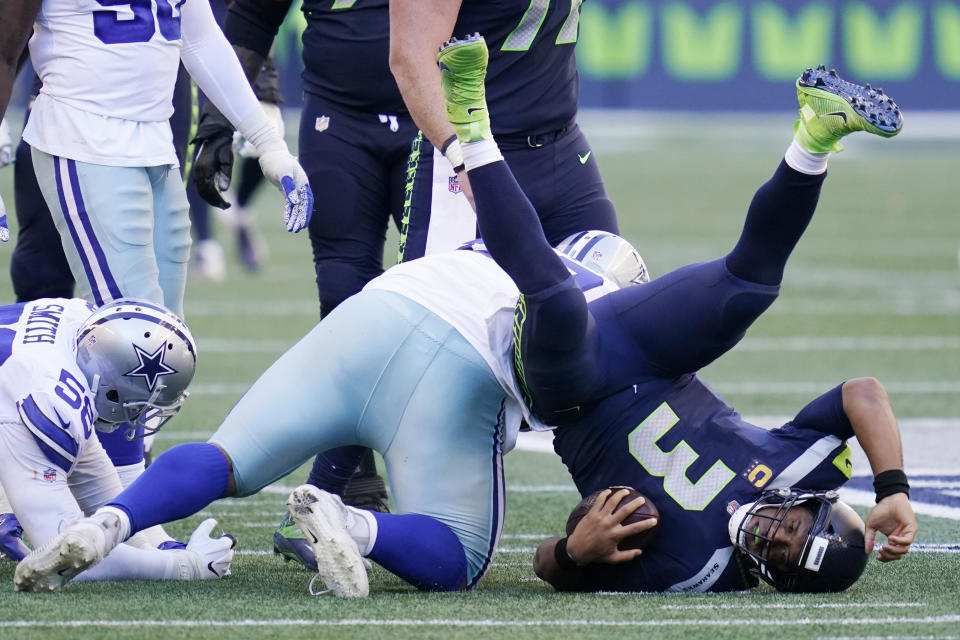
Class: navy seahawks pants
298,92,422,318
469,159,826,424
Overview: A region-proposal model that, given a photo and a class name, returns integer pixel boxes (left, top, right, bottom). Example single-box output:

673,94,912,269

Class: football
565,486,660,551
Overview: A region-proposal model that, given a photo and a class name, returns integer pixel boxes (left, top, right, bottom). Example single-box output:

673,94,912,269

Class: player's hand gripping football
864,491,917,562
566,488,656,565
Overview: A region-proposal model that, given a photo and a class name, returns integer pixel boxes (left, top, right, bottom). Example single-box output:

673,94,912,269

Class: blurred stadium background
1,1,958,638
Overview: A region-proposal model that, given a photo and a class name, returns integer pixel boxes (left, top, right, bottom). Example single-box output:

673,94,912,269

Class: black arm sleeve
790,383,854,440
224,0,293,57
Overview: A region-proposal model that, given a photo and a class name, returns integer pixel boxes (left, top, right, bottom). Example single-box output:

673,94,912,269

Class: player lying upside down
15,39,916,595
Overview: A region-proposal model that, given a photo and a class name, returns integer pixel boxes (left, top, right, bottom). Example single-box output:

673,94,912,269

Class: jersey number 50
94,0,184,45
628,402,735,511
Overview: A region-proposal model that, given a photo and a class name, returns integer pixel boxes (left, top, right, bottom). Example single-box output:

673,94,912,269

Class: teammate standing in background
389,0,620,255
191,0,441,564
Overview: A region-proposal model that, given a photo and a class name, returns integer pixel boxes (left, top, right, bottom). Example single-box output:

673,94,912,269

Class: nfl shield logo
315,115,330,132
448,176,461,194
43,467,57,483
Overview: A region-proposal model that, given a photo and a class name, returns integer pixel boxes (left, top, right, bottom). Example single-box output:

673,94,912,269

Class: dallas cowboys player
23,0,311,322
0,297,234,589
432,37,917,593
13,231,648,596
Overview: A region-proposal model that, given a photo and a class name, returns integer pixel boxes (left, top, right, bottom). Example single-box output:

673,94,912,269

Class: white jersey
364,244,620,450
25,0,186,166
0,298,96,473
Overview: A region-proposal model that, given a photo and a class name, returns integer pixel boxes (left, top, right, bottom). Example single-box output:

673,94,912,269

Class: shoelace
307,572,331,596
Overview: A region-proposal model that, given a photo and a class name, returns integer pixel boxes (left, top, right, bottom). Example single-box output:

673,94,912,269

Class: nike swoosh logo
826,111,848,122
307,531,319,544
467,107,485,115
578,151,592,164
207,561,218,576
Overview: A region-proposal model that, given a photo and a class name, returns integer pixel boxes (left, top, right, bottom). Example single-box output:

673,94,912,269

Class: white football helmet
555,230,650,289
75,299,197,437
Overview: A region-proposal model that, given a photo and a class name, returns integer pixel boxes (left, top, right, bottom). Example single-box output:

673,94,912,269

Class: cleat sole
798,67,902,136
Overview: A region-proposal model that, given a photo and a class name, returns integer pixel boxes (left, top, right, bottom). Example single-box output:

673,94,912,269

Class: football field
0,110,958,639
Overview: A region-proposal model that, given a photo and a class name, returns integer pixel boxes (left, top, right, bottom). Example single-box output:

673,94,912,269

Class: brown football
565,486,660,551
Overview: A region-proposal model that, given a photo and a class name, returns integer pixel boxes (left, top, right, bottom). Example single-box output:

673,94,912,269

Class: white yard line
2,616,959,628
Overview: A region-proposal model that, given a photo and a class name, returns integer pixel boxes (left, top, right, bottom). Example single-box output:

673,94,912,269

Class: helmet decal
124,343,178,391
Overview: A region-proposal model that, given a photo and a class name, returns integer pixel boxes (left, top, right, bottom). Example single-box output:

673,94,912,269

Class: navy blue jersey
554,376,855,592
456,0,581,137
300,0,405,114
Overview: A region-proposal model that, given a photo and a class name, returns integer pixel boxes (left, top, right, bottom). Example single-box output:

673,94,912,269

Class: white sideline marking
182,381,960,398
735,336,960,351
2,616,959,628
837,488,960,521
715,381,960,394
661,602,925,610
819,637,960,640
191,335,960,354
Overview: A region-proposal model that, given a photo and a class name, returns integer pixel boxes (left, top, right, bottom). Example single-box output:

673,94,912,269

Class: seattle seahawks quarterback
0,298,234,590
429,36,916,593
13,230,648,595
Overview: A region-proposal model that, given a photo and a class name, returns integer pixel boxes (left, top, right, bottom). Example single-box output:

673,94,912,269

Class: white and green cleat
794,65,903,153
438,33,492,143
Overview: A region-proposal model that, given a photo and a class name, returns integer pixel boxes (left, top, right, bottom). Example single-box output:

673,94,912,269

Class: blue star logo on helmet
124,344,177,391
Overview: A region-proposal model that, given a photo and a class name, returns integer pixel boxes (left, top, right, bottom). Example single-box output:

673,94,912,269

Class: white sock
72,542,185,582
0,484,13,514
784,139,829,175
461,138,503,171
92,505,132,546
344,506,378,556
114,461,145,489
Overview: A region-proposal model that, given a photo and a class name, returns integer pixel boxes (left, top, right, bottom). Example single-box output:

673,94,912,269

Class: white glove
178,518,235,580
256,140,313,233
233,102,284,159
0,118,12,168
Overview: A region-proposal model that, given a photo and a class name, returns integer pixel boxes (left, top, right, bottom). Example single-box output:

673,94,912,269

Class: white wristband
441,135,465,173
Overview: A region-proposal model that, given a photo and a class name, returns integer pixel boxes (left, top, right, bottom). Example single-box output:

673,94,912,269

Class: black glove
192,104,235,209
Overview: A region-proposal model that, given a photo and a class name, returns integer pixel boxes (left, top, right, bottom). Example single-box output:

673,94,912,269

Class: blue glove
258,146,313,233
0,199,9,243
280,176,313,234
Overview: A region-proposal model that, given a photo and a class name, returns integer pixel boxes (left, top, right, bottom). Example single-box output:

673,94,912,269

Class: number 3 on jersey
628,403,735,511
94,0,184,45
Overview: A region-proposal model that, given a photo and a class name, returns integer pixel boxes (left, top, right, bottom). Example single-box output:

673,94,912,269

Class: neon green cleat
438,33,491,143
794,65,903,154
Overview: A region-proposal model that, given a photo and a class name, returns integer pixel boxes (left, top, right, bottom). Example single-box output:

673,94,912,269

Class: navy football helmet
75,298,197,437
555,230,649,289
729,488,868,593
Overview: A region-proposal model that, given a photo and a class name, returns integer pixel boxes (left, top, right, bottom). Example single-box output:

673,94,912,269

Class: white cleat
286,485,369,598
14,519,110,592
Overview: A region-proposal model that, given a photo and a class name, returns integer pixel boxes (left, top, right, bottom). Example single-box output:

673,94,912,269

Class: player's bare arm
389,0,476,206
389,0,461,150
534,489,654,590
0,0,41,118
841,377,918,560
